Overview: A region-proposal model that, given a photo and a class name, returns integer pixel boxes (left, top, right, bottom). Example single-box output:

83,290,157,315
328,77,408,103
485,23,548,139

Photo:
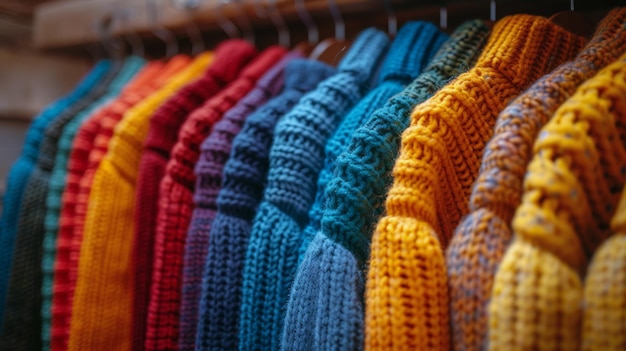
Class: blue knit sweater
194,58,335,351
283,19,491,351
282,21,450,351
0,60,111,332
238,28,389,351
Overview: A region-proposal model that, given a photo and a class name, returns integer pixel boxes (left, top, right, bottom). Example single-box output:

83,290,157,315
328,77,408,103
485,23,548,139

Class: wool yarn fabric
0,59,138,351
146,47,281,351
446,9,626,351
488,53,626,351
135,40,251,351
51,58,185,351
179,49,295,351
239,28,389,351
583,182,626,350
195,59,336,351
66,53,211,351
282,21,449,351
285,20,491,351
366,15,586,351
0,60,110,334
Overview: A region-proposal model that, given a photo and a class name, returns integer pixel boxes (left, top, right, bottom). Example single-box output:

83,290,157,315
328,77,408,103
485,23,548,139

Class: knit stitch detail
195,59,335,351
488,52,626,351
447,9,626,351
238,28,389,351
366,15,586,351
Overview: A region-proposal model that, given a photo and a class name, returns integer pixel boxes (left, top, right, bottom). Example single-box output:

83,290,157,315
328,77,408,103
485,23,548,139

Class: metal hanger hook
115,5,145,57
267,0,290,47
170,0,205,55
327,0,345,41
294,0,318,44
439,1,448,30
381,0,397,37
147,0,179,58
490,0,496,22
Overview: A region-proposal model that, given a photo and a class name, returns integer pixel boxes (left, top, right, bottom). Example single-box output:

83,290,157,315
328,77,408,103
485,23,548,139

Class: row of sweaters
0,9,625,351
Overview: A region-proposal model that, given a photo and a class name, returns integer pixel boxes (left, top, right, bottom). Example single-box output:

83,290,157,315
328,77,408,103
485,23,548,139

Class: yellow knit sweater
489,53,626,351
366,15,586,351
68,53,212,351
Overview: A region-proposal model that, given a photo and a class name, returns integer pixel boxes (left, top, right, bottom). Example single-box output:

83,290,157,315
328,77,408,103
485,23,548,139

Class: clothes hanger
549,0,595,37
116,6,146,58
381,0,397,39
292,0,319,55
147,0,180,59
231,0,256,45
170,0,206,55
309,0,350,66
439,1,448,32
253,0,290,48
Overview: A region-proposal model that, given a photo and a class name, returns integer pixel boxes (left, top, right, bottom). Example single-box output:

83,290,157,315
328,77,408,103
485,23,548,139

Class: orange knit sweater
489,53,626,351
67,53,212,351
366,15,586,350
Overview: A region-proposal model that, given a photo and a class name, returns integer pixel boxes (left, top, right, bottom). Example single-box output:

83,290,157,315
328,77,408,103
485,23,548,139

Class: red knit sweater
133,40,257,351
144,46,287,351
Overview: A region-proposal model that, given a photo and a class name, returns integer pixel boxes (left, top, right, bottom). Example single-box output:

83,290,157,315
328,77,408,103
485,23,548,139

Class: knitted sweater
0,60,109,333
179,50,296,351
239,28,389,351
282,21,449,351
40,55,146,351
134,40,251,351
146,47,281,351
488,53,626,351
446,9,626,351
196,59,336,351
0,59,138,351
366,15,586,351
51,57,186,351
67,54,211,351
284,20,492,351
583,181,626,350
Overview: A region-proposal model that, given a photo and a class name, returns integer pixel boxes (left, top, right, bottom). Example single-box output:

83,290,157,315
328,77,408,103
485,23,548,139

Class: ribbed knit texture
239,28,389,351
583,182,626,351
488,53,626,351
146,46,275,351
40,56,146,351
446,9,626,351
195,58,336,351
0,59,137,351
134,41,250,351
0,60,109,334
366,15,586,351
282,21,450,351
179,49,294,351
51,58,184,351
66,53,210,351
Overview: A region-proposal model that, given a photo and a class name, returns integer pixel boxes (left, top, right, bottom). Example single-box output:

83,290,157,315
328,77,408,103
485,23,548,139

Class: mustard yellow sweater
68,53,212,351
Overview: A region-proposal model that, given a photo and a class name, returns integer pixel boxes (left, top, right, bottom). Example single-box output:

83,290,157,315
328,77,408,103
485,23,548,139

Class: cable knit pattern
67,54,211,351
40,56,147,351
447,9,626,351
195,59,335,351
0,60,109,334
146,47,283,351
179,50,294,351
134,41,250,351
238,28,389,351
367,15,586,351
282,21,449,351
488,53,626,351
583,182,626,351
0,59,139,351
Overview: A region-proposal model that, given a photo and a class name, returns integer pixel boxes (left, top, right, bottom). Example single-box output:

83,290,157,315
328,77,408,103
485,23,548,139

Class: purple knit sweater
177,51,302,351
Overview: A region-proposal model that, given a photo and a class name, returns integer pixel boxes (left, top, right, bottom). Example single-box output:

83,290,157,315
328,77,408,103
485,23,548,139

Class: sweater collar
337,27,390,87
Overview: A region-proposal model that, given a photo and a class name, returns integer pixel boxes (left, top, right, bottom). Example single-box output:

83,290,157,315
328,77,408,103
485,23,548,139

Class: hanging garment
195,58,336,351
41,56,155,351
0,58,141,351
179,49,299,351
488,52,626,351
583,180,626,350
66,53,212,351
282,21,449,351
446,8,626,351
284,19,492,351
238,28,390,351
0,60,110,333
146,46,284,351
134,40,253,351
51,57,186,351
366,15,586,351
